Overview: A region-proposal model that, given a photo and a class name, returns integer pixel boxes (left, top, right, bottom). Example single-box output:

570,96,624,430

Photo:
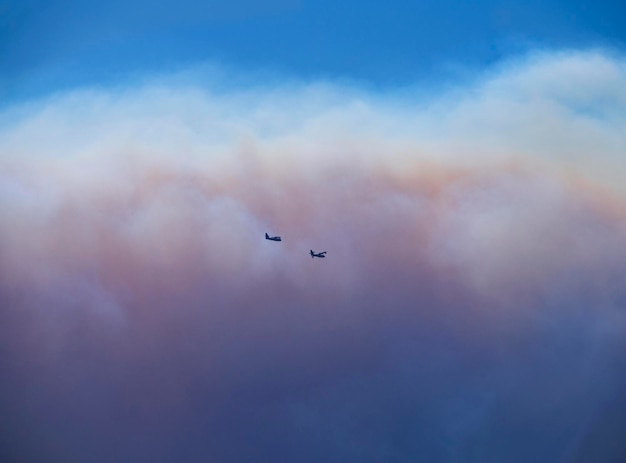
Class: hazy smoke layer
1,50,626,463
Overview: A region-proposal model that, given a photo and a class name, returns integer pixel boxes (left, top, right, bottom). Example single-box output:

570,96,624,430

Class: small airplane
310,250,327,258
265,233,282,242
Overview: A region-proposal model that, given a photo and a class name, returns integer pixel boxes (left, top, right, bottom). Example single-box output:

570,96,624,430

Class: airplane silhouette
310,250,327,258
265,233,282,242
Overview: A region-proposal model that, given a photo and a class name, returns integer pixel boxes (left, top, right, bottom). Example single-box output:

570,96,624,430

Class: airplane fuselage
265,233,282,241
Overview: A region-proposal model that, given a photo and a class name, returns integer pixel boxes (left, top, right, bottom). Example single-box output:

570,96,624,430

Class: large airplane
310,250,327,258
265,233,282,242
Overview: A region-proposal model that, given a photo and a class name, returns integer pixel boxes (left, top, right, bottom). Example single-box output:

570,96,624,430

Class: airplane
310,250,327,258
265,233,282,242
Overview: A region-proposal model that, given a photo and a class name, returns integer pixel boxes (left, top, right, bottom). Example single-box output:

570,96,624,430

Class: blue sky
1,0,624,101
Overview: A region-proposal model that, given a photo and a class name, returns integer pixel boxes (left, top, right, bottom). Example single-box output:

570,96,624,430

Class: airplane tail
310,250,314,258
265,233,269,239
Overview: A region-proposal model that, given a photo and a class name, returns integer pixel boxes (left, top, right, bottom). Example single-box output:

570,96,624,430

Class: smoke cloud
1,50,626,463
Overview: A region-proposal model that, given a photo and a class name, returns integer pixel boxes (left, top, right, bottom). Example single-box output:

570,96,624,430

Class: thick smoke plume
1,50,626,462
